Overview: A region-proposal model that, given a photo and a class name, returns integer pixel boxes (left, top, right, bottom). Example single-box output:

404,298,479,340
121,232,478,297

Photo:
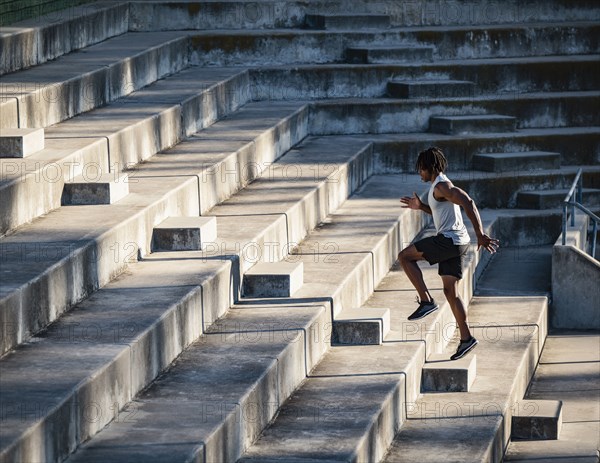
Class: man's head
415,146,448,182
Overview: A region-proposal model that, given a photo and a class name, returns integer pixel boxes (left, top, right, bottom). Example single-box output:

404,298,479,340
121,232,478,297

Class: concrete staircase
1,1,598,462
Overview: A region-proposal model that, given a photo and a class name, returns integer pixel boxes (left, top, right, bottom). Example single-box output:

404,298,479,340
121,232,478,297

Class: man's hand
400,192,422,210
477,234,500,254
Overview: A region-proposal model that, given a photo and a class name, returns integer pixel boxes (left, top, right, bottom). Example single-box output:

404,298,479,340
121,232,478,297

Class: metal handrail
562,168,599,258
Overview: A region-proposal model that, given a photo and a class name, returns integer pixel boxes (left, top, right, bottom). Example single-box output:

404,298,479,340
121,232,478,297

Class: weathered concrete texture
0,2,129,75
449,165,600,209
152,216,217,251
511,400,563,440
472,151,561,173
429,114,517,135
239,343,422,463
518,188,600,209
552,245,600,330
0,67,254,233
305,14,390,30
422,353,477,392
0,137,108,235
251,57,600,100
128,1,600,30
384,296,548,463
346,45,434,64
475,246,552,297
0,31,191,129
45,66,250,170
0,127,44,157
332,307,390,345
371,127,600,170
242,262,304,298
388,79,475,99
187,22,599,67
61,173,129,205
505,332,600,461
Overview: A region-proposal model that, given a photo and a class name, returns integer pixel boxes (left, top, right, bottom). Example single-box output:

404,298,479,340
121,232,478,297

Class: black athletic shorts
414,234,469,279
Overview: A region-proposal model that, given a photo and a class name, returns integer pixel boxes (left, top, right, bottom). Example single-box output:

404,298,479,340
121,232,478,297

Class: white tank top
426,173,471,245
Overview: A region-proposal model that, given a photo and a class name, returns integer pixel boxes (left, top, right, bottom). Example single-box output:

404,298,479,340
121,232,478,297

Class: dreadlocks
415,147,448,175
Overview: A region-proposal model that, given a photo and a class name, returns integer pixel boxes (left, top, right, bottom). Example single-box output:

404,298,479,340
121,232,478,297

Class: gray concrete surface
504,332,600,461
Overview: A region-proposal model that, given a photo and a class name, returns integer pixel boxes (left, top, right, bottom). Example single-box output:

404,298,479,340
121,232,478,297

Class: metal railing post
562,202,567,245
593,221,598,259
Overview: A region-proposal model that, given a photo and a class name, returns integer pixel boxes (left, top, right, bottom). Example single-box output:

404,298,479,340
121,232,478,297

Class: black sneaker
450,336,478,360
407,297,439,321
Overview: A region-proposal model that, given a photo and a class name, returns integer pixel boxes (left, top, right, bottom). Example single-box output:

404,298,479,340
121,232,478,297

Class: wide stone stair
1,1,599,462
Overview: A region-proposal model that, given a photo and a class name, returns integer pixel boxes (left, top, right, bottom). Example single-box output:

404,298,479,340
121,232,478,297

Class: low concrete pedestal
242,262,303,298
512,400,563,440
422,353,477,392
332,308,390,345
62,173,129,205
152,217,217,251
0,128,45,158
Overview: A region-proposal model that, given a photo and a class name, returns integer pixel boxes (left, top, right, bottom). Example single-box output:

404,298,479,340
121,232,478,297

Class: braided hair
415,147,448,175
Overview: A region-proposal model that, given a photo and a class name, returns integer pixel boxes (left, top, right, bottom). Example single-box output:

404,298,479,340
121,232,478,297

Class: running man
399,147,499,360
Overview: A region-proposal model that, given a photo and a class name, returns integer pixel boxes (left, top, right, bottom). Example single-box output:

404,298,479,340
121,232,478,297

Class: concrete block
0,128,44,157
332,308,390,345
472,151,561,172
422,353,477,392
346,46,434,64
512,400,563,440
305,14,390,30
388,80,474,99
62,173,129,205
152,216,218,251
429,114,517,135
242,262,304,298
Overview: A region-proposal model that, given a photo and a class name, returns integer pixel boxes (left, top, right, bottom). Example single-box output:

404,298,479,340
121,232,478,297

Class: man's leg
398,245,433,303
441,275,472,341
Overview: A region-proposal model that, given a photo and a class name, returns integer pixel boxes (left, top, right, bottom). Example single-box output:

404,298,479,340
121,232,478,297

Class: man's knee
399,245,420,262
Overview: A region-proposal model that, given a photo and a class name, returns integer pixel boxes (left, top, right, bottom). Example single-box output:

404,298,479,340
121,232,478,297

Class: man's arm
435,182,499,253
400,192,432,215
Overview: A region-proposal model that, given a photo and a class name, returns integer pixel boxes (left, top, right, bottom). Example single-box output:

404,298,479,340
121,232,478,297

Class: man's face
418,167,432,182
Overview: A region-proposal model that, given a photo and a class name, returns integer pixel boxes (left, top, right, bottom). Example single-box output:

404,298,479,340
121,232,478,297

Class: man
399,147,499,360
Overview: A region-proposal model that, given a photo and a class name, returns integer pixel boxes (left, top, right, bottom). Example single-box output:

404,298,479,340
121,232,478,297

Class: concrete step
0,128,44,157
252,55,600,99
0,135,376,461
367,126,600,171
383,295,548,462
0,66,250,235
238,207,500,461
239,343,423,462
472,151,561,172
504,332,600,462
429,114,517,135
305,14,391,30
310,94,600,135
188,23,599,66
517,188,600,209
0,101,310,355
0,2,128,75
449,166,600,209
0,31,192,129
387,79,475,99
346,45,434,64
60,173,428,463
129,2,600,30
511,400,563,440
